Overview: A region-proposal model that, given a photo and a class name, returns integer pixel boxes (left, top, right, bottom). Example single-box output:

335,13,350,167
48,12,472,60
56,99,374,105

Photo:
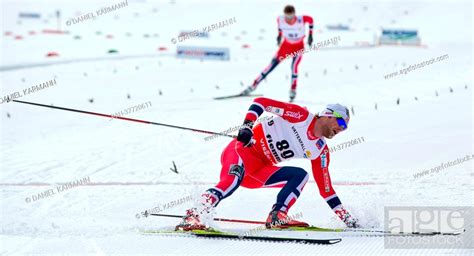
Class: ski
144,212,464,237
282,226,465,237
213,93,263,100
143,229,342,245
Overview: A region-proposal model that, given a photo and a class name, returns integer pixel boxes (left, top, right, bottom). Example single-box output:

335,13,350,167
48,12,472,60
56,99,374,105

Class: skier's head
314,104,350,139
283,5,296,20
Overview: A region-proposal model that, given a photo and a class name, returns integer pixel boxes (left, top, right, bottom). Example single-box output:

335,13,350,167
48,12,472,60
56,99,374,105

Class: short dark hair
283,5,295,14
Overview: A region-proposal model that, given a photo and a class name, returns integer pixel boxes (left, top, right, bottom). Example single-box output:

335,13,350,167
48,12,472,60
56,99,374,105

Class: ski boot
175,208,207,231
240,86,255,96
289,89,296,102
265,210,309,229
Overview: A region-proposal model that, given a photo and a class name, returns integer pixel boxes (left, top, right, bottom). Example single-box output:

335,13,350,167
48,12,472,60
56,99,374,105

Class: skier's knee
289,167,308,183
289,167,309,193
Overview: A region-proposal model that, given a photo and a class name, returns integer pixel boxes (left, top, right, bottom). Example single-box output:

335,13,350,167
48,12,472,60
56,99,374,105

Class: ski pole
144,212,266,225
11,100,236,139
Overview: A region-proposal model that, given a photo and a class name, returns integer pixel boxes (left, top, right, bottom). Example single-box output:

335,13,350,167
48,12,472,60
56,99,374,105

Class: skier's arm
277,17,282,45
242,97,310,124
311,147,359,228
303,15,314,46
303,15,314,34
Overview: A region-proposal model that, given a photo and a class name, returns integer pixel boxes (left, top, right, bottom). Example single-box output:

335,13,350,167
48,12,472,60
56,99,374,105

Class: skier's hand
237,121,254,147
344,215,360,228
335,206,360,228
277,35,282,46
307,34,313,47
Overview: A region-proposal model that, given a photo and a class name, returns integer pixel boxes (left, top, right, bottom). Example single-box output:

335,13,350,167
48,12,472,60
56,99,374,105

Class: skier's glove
277,35,282,46
237,121,254,147
307,34,313,47
344,215,360,228
334,206,360,228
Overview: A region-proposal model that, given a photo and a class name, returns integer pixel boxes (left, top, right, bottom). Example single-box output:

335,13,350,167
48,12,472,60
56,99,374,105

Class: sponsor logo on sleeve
322,168,330,192
265,106,284,116
320,151,330,192
320,153,328,168
284,111,304,120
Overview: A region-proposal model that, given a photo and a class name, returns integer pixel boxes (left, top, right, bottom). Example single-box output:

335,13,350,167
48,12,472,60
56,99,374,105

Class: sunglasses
284,14,295,19
327,108,348,130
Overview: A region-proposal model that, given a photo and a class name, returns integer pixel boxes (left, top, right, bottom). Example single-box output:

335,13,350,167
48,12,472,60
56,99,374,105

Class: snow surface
1,0,473,255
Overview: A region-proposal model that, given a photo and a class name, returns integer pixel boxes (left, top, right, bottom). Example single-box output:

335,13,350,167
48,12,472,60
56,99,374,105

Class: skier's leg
241,56,281,95
177,140,248,230
246,165,309,228
204,140,268,206
202,144,245,208
263,166,309,212
195,140,245,211
289,54,303,102
252,57,281,88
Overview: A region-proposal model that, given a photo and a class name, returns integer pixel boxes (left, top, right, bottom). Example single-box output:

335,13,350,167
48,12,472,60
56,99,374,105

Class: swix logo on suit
254,113,326,164
278,15,306,43
285,111,304,119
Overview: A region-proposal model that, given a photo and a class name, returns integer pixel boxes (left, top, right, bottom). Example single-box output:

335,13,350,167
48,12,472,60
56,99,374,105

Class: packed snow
1,0,472,255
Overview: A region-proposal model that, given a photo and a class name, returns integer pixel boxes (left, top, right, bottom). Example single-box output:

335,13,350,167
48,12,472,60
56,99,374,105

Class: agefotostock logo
384,206,472,249
384,54,449,80
412,154,473,180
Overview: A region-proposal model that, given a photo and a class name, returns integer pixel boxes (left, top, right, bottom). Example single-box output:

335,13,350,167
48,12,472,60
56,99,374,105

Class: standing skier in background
176,97,359,231
241,5,314,102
